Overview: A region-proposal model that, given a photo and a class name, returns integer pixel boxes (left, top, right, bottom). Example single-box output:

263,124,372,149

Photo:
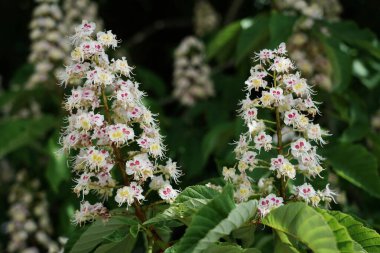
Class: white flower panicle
274,0,342,91
214,43,334,218
5,170,63,253
27,0,68,89
173,36,214,106
193,0,220,37
60,21,182,225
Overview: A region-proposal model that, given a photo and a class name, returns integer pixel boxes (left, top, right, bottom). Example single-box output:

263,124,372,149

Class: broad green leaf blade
144,186,220,225
274,231,301,253
94,234,136,253
45,134,70,192
319,35,352,92
323,143,380,198
70,216,131,253
329,210,380,252
0,116,56,158
262,202,339,253
207,243,261,253
175,185,258,253
324,20,380,59
207,21,241,61
175,185,220,203
232,224,256,248
201,122,235,166
269,11,297,48
316,209,359,253
235,15,269,64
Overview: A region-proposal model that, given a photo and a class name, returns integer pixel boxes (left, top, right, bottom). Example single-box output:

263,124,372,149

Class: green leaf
319,35,352,92
94,234,136,253
274,231,301,253
316,209,359,253
0,116,56,158
262,202,339,253
144,186,219,225
324,20,380,59
235,15,269,64
175,185,220,203
129,224,140,238
103,228,129,243
232,224,256,248
329,210,380,252
45,134,70,192
207,243,261,253
70,216,132,253
269,11,297,48
323,143,380,198
135,67,167,97
201,122,235,167
175,185,258,253
207,21,241,61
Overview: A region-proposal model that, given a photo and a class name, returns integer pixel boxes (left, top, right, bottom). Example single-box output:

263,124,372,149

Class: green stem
273,72,287,199
100,86,168,250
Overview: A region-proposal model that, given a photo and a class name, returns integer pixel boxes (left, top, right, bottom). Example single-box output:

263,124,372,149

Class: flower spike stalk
217,43,335,218
59,20,182,226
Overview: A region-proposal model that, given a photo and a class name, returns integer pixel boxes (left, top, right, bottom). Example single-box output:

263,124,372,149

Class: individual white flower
307,123,329,144
160,159,182,183
291,138,311,158
115,186,135,207
269,57,294,73
158,184,179,203
294,183,316,202
254,131,272,151
234,184,253,202
112,57,134,77
258,194,283,217
107,124,134,147
97,30,119,48
222,167,237,182
149,175,166,190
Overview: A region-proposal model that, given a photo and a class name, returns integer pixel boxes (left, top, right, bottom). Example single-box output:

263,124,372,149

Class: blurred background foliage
1,0,380,252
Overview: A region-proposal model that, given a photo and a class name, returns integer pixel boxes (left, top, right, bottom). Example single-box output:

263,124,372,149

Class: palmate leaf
144,186,220,225
207,243,261,253
206,21,241,61
316,209,363,253
274,231,301,253
319,35,352,92
262,202,339,253
93,234,136,253
174,185,220,203
0,115,56,158
173,185,258,253
235,15,269,64
268,11,298,48
69,216,135,253
323,143,380,199
329,210,380,252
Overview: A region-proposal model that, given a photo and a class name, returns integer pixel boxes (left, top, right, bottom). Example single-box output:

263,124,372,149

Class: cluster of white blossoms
5,170,65,253
59,21,182,225
275,0,342,28
62,0,102,36
216,43,336,218
173,36,214,106
293,183,336,207
193,0,220,37
274,0,342,91
27,0,68,89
